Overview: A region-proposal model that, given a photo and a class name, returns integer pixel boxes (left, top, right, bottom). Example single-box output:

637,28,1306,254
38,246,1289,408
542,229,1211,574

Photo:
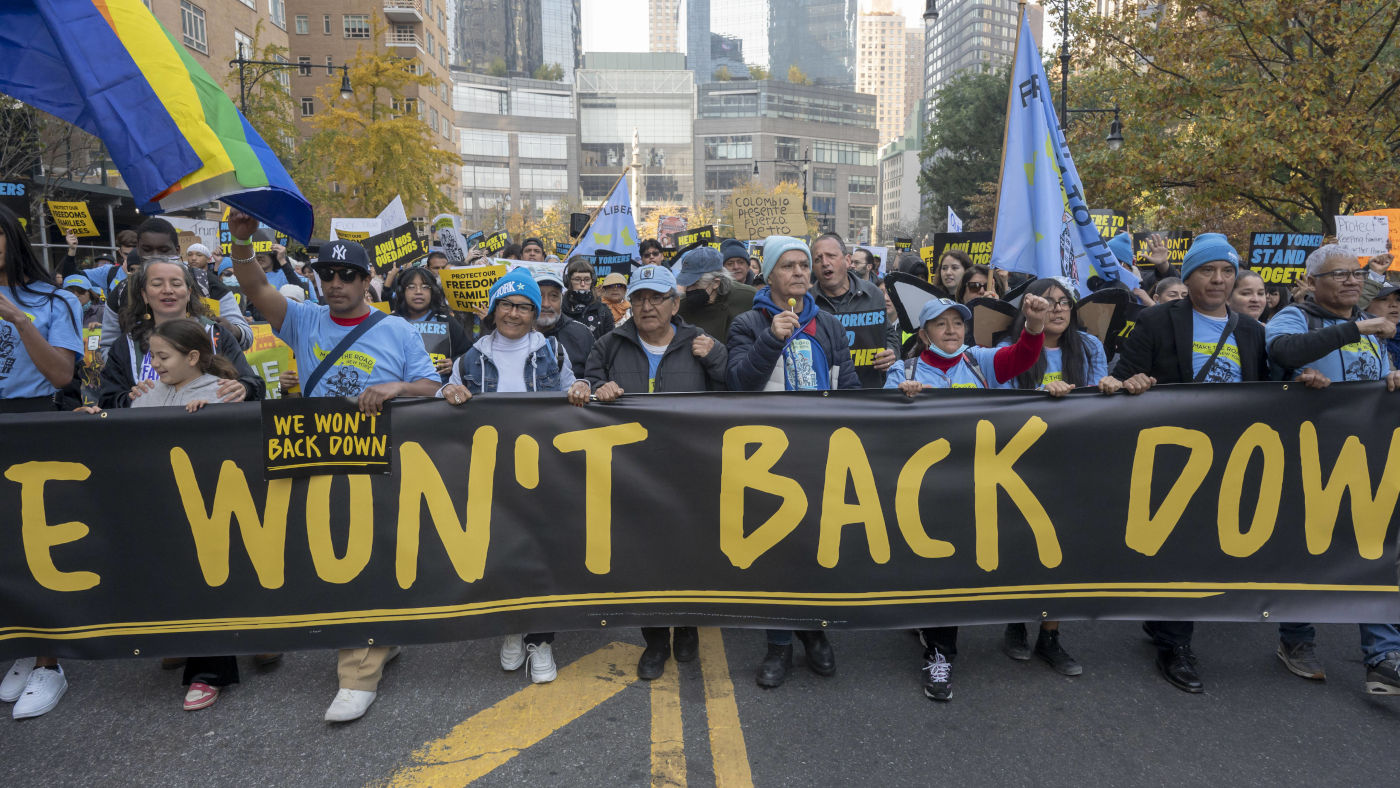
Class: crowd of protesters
2,200,1398,722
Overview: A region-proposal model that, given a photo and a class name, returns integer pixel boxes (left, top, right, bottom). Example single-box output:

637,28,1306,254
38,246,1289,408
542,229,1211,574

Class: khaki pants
337,646,393,692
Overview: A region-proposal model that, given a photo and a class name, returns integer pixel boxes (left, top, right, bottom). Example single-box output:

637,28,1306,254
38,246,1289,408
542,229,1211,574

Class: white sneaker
13,666,66,719
0,659,35,703
500,634,525,671
324,688,376,723
527,642,557,684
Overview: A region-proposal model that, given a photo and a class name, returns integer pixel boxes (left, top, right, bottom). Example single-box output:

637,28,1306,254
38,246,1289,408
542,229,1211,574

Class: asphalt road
1,620,1397,787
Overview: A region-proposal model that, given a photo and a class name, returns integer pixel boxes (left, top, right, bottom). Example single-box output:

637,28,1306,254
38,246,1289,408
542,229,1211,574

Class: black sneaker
1034,628,1082,676
922,649,953,701
1365,651,1400,695
637,643,670,681
1003,623,1031,661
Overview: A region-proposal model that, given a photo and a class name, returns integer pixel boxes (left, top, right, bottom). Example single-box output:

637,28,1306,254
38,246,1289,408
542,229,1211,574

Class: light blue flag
572,172,640,259
990,15,1138,295
947,206,963,233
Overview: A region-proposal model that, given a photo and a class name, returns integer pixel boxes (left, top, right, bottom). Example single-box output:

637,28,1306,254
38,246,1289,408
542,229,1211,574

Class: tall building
576,53,696,210
856,0,911,146
451,68,578,229
695,79,877,239
650,0,682,52
904,27,922,131
685,0,857,87
150,0,291,87
922,0,1042,123
286,1,459,218
877,100,926,241
455,0,581,81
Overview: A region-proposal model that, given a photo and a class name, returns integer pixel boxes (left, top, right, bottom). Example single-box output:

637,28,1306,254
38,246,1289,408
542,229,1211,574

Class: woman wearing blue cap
440,267,592,687
883,289,1050,701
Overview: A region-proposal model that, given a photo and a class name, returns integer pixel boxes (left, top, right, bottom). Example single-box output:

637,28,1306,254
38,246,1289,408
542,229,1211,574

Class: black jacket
540,313,595,381
1110,297,1268,383
812,272,900,388
562,291,616,338
584,316,727,393
99,321,265,408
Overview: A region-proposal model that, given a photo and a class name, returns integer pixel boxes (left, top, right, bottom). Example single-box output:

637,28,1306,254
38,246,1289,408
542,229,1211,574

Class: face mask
221,274,237,287
924,340,969,359
570,289,593,303
683,288,710,308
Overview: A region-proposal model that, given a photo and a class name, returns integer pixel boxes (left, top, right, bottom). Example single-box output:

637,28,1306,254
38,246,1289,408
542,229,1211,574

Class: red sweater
919,330,1043,384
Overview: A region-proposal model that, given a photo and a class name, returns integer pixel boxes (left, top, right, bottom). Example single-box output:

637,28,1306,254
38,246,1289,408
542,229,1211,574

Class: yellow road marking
698,628,755,788
384,641,643,787
650,653,687,788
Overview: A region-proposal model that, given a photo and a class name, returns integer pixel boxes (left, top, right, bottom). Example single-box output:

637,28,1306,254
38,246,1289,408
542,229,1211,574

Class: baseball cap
534,269,565,289
600,272,628,288
676,246,723,287
93,252,114,265
1372,281,1400,302
917,297,973,326
61,274,92,292
626,265,677,298
312,240,372,276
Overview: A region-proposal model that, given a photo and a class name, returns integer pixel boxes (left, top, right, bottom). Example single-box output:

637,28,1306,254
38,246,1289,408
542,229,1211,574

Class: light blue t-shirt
996,331,1107,388
883,345,1006,390
86,263,126,298
0,283,84,399
640,337,667,393
1190,311,1242,383
1264,305,1388,382
274,299,437,398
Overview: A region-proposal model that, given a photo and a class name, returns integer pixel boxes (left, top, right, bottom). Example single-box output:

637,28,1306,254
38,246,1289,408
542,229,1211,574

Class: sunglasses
966,281,987,292
317,267,364,283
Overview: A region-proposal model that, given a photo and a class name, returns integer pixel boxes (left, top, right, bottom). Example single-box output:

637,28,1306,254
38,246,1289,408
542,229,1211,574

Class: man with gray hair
1264,242,1400,695
676,245,757,343
811,233,900,388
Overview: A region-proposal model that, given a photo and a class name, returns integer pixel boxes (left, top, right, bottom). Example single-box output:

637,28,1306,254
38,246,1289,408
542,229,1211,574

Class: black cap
313,240,372,275
1374,281,1400,302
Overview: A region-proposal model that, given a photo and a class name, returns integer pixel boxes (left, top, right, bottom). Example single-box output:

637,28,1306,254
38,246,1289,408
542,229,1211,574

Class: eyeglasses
629,292,673,308
496,300,536,315
966,281,987,292
1047,297,1074,310
1315,269,1367,282
318,267,363,283
403,283,433,293
569,275,594,287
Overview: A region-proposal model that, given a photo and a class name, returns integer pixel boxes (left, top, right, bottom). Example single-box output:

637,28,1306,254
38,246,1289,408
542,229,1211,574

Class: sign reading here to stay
261,398,393,479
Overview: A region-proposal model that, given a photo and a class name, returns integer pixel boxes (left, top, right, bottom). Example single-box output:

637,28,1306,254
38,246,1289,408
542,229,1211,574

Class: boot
672,627,699,663
795,630,836,677
755,643,793,688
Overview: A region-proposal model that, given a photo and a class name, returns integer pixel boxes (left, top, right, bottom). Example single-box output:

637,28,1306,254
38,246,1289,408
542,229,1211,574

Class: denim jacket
445,330,575,394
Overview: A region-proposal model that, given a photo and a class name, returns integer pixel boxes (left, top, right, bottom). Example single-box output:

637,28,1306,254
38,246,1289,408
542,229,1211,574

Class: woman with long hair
998,278,1107,676
0,204,84,720
391,266,472,382
956,264,995,304
98,258,263,408
935,250,971,297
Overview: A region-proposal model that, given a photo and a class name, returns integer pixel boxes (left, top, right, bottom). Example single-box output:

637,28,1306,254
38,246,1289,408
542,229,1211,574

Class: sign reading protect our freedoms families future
1249,232,1324,285
262,398,392,479
1,385,1397,660
440,264,508,312
733,194,806,239
47,201,99,236
364,221,427,275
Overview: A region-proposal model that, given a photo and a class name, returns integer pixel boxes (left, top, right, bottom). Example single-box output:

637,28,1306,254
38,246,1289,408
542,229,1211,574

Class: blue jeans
766,629,792,646
1278,622,1400,666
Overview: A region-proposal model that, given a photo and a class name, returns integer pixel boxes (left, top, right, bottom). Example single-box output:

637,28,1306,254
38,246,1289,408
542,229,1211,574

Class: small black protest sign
262,398,393,479
676,226,714,248
364,221,427,275
1132,231,1193,269
482,231,509,255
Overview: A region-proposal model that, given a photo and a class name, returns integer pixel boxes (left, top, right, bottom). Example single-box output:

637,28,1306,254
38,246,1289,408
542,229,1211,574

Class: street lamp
752,151,813,222
922,1,939,22
1057,0,1125,150
230,44,353,114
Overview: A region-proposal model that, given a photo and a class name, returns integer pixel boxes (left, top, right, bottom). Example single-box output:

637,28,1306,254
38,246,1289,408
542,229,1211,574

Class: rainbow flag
0,0,312,241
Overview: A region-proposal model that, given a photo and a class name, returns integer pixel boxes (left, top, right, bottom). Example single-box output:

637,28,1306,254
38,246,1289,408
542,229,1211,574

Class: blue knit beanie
1107,232,1134,265
760,235,811,279
486,267,541,316
1180,233,1240,280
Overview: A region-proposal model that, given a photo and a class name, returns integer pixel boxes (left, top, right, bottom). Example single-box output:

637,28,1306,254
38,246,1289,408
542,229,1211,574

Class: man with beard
534,269,595,381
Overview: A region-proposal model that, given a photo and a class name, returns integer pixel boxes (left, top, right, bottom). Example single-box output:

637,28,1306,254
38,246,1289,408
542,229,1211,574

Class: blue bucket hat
760,235,811,279
918,297,973,326
486,267,542,316
1181,233,1240,280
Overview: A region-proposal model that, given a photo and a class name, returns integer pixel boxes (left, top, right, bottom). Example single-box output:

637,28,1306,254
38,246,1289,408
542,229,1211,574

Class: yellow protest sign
371,301,391,314
245,323,297,400
201,297,221,317
336,230,371,243
48,201,99,237
440,265,507,313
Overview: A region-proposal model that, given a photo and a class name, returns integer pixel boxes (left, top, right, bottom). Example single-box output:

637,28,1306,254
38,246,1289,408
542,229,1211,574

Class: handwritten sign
331,217,378,243
1356,209,1400,270
733,195,806,239
363,221,427,275
48,201,98,237
262,398,392,479
1336,215,1390,258
1249,232,1324,285
441,264,508,312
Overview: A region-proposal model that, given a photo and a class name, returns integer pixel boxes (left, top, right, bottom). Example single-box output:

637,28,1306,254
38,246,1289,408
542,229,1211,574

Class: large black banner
2,384,1398,660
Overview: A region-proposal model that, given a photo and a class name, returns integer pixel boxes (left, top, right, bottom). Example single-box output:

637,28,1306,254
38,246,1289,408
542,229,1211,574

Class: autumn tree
1069,0,1400,235
748,64,770,80
918,67,1009,229
221,22,298,165
298,29,458,233
787,65,812,85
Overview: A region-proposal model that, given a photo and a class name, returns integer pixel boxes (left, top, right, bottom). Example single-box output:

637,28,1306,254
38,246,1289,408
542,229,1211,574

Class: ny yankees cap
313,240,372,276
